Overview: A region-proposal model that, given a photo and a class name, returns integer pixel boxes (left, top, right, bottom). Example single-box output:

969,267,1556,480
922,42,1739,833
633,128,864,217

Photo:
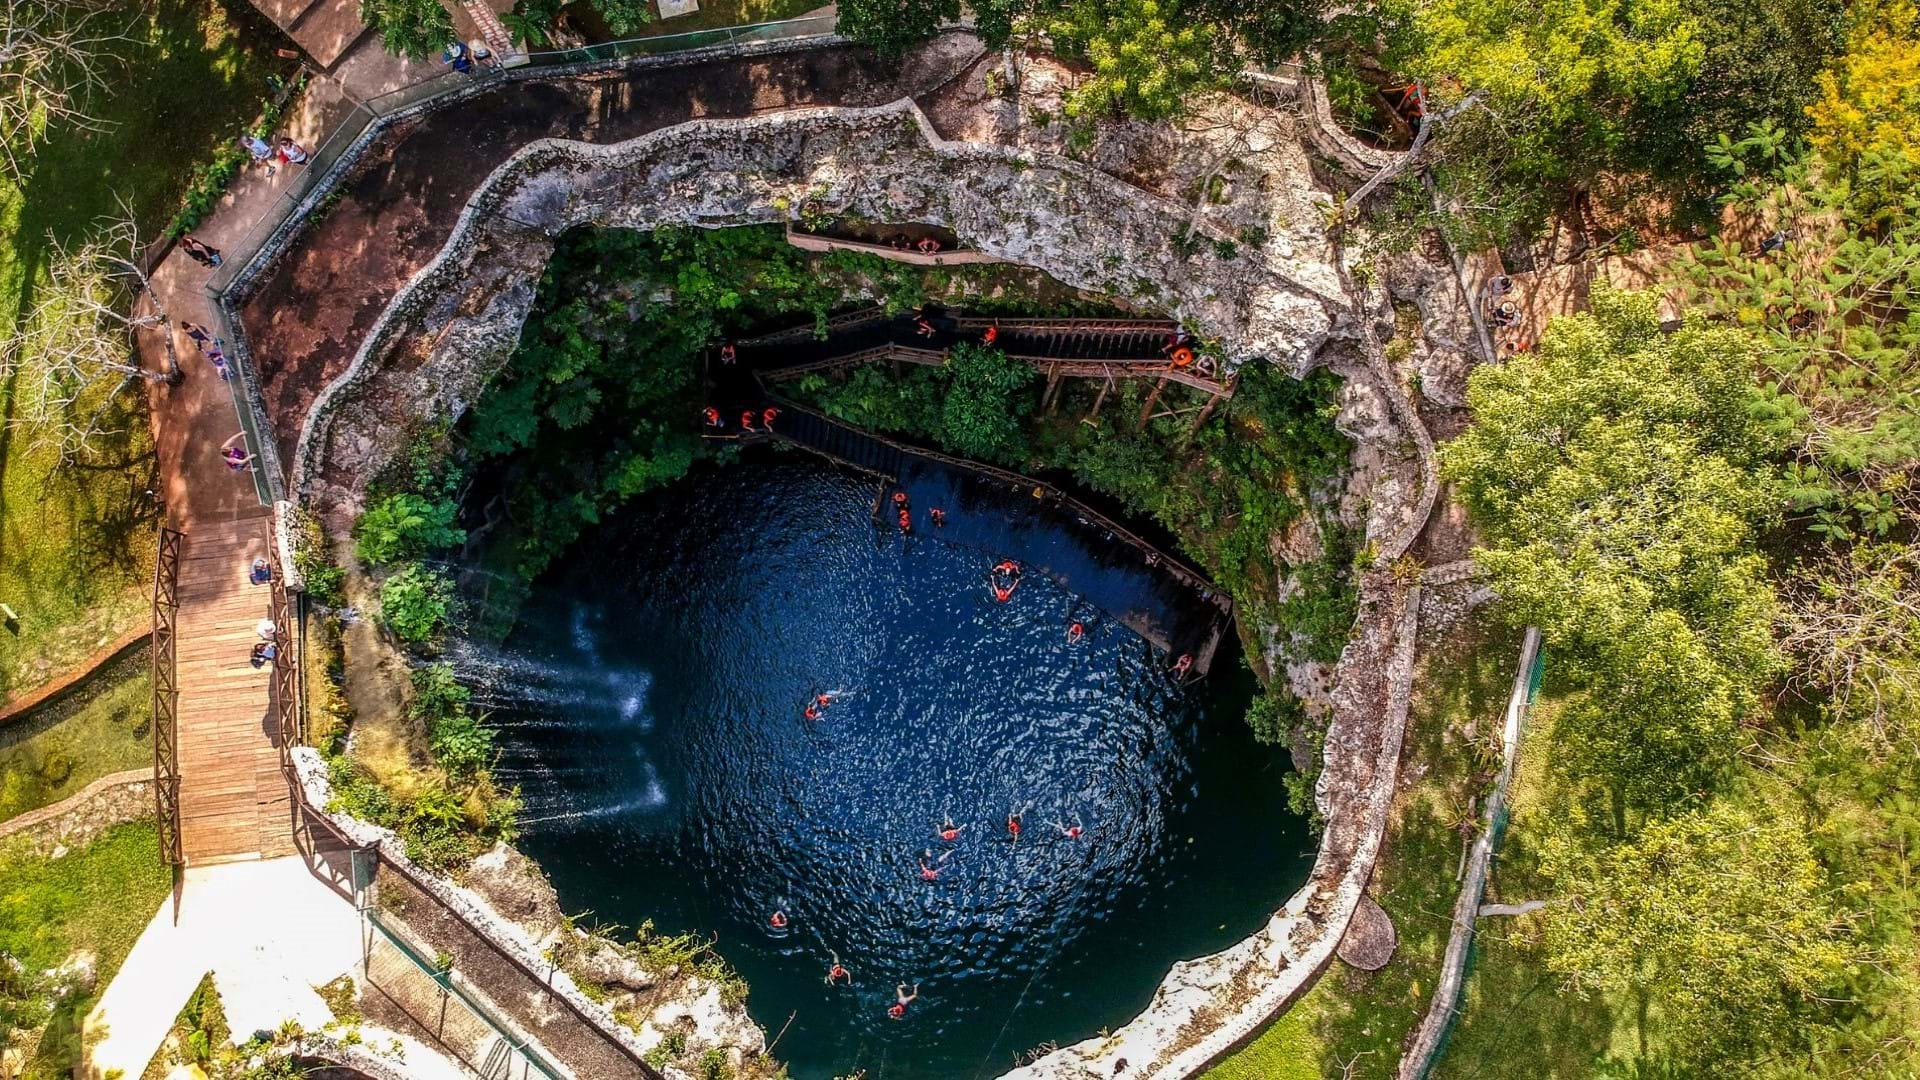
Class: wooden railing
269,539,300,753
151,526,184,867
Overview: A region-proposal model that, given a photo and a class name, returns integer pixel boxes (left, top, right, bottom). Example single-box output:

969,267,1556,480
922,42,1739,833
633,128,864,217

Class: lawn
0,0,292,699
0,821,172,1078
0,648,152,822
1201,613,1527,1080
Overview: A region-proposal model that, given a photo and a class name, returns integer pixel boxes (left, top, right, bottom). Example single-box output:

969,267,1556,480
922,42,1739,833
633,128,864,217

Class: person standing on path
275,137,309,167
180,321,214,350
220,432,252,471
180,237,222,267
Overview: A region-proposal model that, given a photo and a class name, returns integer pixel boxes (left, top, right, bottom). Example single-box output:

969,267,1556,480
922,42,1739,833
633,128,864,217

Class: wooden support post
1043,363,1063,414
1084,377,1112,427
1137,376,1168,432
1187,390,1224,436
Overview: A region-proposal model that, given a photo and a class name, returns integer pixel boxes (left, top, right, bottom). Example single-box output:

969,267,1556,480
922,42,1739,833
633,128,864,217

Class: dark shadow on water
471,462,1311,1080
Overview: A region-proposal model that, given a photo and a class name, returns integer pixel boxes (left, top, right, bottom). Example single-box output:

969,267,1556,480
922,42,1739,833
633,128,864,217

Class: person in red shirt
888,984,919,1019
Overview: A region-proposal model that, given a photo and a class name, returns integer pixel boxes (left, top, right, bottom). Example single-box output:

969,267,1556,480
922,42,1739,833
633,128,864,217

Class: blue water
482,462,1311,1079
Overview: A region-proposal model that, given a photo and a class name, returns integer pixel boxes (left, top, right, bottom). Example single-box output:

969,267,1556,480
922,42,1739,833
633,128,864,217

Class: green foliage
1542,799,1850,1064
410,664,495,782
1443,288,1781,811
938,342,1037,463
359,0,456,61
167,80,302,238
356,493,466,566
836,0,960,55
592,0,653,35
1047,0,1220,121
378,564,455,644
326,754,516,870
502,0,563,46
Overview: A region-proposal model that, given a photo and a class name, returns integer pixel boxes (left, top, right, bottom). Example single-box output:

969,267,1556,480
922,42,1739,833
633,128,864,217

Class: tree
1046,0,1219,121
938,341,1035,463
1442,289,1781,808
836,0,959,56
360,0,455,62
0,0,127,183
1780,542,1920,734
1,204,176,464
1543,799,1851,1063
1806,0,1920,189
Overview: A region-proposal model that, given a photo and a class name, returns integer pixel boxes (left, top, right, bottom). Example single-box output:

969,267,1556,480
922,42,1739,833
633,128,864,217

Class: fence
150,526,185,867
363,907,565,1080
198,12,841,507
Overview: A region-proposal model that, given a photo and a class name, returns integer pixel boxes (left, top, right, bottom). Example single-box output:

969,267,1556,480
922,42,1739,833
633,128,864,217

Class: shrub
378,564,455,644
360,0,456,60
939,341,1037,463
356,493,465,566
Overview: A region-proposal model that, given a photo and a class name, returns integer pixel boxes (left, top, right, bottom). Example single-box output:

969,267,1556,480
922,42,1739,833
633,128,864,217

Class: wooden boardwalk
174,518,295,864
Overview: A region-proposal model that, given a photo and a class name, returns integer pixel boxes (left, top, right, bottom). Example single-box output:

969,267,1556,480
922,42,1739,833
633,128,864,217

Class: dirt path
239,39,981,470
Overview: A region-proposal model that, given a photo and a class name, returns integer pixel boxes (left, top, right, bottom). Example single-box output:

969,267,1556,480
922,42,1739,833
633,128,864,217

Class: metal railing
203,12,839,300
269,543,301,750
364,908,566,1080
151,526,185,867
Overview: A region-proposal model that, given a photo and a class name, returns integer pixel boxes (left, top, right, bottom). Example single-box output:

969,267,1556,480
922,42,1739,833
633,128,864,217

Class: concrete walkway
81,857,361,1079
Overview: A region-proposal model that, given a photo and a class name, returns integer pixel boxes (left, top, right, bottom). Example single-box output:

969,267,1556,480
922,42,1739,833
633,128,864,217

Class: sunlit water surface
475,463,1311,1080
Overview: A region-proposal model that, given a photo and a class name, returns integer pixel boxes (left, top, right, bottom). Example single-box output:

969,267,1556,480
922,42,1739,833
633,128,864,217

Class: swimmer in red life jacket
893,491,908,506
762,407,779,429
1173,653,1194,678
1054,817,1084,840
938,817,964,843
889,983,919,1018
803,700,821,721
703,407,722,428
929,507,946,527
1007,810,1024,842
919,849,951,881
825,952,850,985
1067,621,1085,644
898,509,913,533
769,910,788,930
740,411,757,433
720,342,737,365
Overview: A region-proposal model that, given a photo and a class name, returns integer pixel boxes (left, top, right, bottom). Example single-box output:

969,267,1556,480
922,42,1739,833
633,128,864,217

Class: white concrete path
82,857,361,1079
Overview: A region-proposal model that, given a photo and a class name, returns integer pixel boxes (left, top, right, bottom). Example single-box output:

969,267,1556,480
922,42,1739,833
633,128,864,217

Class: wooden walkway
174,518,295,864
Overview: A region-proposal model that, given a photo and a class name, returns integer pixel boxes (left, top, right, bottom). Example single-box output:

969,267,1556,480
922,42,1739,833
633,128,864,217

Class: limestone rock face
463,843,565,939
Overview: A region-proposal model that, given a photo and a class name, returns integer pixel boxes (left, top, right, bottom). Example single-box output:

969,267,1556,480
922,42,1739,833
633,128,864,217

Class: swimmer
918,849,952,881
938,817,964,843
741,411,757,433
703,407,722,427
803,701,821,721
769,910,788,930
825,952,851,985
1054,817,1084,840
994,559,1019,574
929,507,946,527
1067,621,1085,644
916,317,936,338
816,691,836,708
720,342,737,365
1173,653,1193,678
763,407,780,428
898,509,913,533
1007,810,1024,842
888,983,919,1019
983,325,999,346
993,586,1012,603
893,491,908,506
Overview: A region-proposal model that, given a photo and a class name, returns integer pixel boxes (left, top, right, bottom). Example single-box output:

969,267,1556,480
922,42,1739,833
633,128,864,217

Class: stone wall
294,97,1356,507
0,770,152,859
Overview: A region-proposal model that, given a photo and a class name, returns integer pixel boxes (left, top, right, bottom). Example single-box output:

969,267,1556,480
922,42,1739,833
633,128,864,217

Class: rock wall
0,770,152,859
296,98,1353,508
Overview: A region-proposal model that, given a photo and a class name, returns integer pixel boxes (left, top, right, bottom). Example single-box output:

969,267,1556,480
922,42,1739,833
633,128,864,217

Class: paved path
81,856,361,1079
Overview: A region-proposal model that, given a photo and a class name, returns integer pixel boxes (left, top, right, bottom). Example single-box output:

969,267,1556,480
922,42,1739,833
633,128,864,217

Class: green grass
0,0,292,699
1201,983,1328,1080
0,649,152,822
1202,614,1526,1080
0,821,172,1078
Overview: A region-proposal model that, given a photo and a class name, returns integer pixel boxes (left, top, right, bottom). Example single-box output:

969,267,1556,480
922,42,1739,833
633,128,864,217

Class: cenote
473,458,1312,1080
